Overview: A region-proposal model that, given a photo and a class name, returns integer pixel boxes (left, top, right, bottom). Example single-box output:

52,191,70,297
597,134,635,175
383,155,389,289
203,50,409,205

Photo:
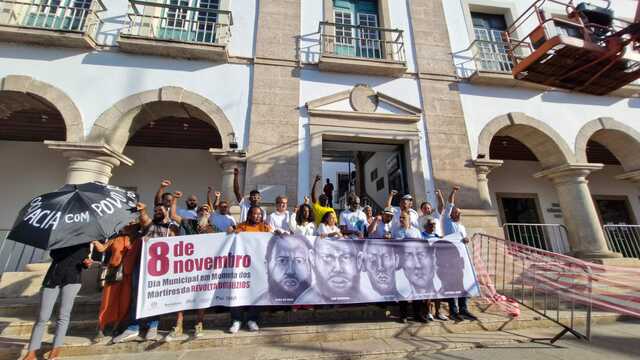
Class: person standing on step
22,241,93,360
441,186,478,322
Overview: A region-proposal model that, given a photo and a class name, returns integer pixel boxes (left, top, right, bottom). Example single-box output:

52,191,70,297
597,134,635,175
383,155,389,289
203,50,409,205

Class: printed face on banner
434,240,466,292
363,242,399,296
265,235,312,302
311,239,361,299
401,241,435,294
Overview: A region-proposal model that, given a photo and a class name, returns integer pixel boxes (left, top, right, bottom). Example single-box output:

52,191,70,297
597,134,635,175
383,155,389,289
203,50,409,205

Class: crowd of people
22,169,476,359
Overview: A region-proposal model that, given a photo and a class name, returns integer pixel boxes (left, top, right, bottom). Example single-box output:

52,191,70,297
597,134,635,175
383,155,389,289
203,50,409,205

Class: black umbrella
8,182,139,250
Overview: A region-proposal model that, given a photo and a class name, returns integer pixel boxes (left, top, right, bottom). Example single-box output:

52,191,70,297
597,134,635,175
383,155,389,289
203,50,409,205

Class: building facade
0,0,638,270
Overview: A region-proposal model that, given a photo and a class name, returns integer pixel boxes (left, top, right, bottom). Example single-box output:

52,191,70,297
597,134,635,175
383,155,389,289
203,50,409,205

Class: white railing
503,223,571,254
123,0,231,47
0,0,104,39
0,229,48,275
603,225,640,259
319,21,406,63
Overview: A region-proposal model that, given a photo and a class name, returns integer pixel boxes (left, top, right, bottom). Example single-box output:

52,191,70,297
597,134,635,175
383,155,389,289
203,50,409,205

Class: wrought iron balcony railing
0,0,104,39
319,21,405,63
123,0,232,47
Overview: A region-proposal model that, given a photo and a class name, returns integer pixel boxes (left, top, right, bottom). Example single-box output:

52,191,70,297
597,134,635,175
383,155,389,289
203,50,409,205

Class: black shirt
42,243,90,288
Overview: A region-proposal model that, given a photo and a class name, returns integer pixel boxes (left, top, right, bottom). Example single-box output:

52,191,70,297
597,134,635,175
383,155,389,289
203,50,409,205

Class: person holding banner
289,199,316,236
113,204,179,344
268,196,293,234
208,190,237,233
421,216,447,322
229,206,273,333
367,207,394,239
441,186,478,322
166,192,218,340
339,194,367,238
233,168,267,223
317,211,342,238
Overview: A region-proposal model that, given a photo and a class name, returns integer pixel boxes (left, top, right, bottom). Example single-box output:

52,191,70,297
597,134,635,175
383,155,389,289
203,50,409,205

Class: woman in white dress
316,211,342,238
289,202,316,236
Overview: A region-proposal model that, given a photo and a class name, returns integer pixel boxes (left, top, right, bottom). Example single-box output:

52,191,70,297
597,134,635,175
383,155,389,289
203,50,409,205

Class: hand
82,258,93,268
207,186,212,193
215,191,221,198
304,196,310,204
390,190,398,196
315,175,321,182
91,240,101,247
233,168,240,176
173,191,183,198
462,237,470,244
226,226,235,234
435,189,442,195
453,186,460,192
160,179,171,188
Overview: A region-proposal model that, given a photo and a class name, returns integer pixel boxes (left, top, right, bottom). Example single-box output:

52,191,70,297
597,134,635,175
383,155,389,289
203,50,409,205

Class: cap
401,194,414,200
198,204,211,212
383,207,394,215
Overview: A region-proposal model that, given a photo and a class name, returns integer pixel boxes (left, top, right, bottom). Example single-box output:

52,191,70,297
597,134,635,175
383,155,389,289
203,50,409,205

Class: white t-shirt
177,208,197,220
418,211,442,236
339,209,368,233
317,223,340,237
369,221,393,239
392,226,422,239
289,218,316,237
268,210,292,233
441,203,467,237
239,197,267,223
391,207,420,228
210,212,236,232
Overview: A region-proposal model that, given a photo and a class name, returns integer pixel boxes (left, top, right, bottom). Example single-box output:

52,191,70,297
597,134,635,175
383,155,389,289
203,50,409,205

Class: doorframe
591,194,637,225
496,192,545,226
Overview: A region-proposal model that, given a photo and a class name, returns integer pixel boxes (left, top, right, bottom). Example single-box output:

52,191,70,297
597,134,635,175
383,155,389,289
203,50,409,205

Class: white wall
110,146,224,208
299,0,418,72
441,0,640,158
0,141,67,229
488,160,640,225
363,151,394,207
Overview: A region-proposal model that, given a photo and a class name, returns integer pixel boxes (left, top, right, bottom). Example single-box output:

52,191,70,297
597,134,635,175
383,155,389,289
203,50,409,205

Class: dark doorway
498,194,549,250
593,196,635,225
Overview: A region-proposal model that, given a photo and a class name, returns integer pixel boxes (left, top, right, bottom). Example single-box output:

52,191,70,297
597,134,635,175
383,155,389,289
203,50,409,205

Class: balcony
459,28,640,97
118,0,231,62
0,0,104,49
318,22,407,77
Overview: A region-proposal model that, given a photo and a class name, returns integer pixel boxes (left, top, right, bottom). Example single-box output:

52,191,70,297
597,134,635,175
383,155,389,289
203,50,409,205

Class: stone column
212,150,247,206
534,163,621,259
46,142,133,184
473,159,503,209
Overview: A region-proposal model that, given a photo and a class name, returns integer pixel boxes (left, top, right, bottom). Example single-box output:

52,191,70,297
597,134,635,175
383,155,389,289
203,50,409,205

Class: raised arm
233,168,242,203
311,174,321,204
213,191,221,210
448,186,460,205
435,189,445,214
368,216,381,237
170,191,183,224
385,190,398,208
207,186,213,209
91,239,113,253
155,179,171,206
138,203,152,230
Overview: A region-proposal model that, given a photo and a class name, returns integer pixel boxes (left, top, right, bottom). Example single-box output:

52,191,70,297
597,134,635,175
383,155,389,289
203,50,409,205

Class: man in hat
385,190,420,234
367,207,395,239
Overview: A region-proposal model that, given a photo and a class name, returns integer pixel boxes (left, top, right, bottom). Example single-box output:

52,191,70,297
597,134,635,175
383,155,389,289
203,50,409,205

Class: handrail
318,21,406,63
502,222,570,254
603,224,640,259
128,0,233,25
0,0,105,34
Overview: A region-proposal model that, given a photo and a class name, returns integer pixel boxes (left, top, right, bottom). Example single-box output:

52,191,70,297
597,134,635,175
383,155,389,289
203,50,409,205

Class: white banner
137,233,479,319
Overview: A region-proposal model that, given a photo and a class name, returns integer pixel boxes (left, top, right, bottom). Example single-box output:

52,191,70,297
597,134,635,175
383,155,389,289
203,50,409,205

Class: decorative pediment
305,84,422,122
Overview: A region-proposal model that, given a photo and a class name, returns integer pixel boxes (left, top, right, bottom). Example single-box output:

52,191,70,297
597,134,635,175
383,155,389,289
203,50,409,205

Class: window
471,12,512,73
167,0,189,29
333,0,381,59
162,0,220,43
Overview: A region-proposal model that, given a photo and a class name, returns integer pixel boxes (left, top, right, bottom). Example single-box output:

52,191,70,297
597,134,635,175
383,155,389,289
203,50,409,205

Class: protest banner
136,233,479,319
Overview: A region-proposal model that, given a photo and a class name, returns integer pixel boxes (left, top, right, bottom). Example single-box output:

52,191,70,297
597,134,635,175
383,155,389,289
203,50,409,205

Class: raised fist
233,168,240,176
160,179,172,188
390,190,398,196
174,191,183,198
207,186,212,192
215,191,221,197
304,196,310,204
136,203,146,212
315,175,321,182
435,189,442,195
453,186,460,192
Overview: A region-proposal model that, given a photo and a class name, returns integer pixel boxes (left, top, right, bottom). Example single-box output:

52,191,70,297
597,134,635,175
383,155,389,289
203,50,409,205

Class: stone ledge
117,35,228,62
318,55,407,77
0,25,96,49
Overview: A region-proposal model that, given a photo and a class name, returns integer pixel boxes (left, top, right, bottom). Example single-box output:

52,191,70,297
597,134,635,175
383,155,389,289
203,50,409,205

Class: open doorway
321,140,407,213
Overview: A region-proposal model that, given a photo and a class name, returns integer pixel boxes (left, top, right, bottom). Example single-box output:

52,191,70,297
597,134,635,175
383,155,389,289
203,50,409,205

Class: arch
0,75,84,142
575,117,640,171
477,112,575,169
89,87,234,153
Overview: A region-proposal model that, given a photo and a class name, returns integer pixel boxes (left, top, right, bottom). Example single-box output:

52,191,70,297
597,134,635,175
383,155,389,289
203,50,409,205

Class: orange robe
98,235,141,330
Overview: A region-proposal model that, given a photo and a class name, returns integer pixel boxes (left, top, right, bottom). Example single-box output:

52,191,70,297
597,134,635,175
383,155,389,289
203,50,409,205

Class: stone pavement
56,320,640,360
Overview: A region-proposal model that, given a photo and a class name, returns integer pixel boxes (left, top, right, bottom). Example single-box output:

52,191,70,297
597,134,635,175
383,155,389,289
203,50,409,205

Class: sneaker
247,320,259,332
435,313,449,321
459,310,478,321
145,327,159,341
427,313,435,322
164,325,183,341
229,321,241,334
112,329,139,343
193,322,204,338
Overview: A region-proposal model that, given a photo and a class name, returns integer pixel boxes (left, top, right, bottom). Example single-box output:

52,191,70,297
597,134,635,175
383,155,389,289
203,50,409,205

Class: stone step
0,304,625,360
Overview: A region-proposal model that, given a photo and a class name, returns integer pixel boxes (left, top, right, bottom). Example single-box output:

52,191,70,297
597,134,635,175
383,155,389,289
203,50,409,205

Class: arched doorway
0,76,83,272
576,118,640,258
93,88,233,209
